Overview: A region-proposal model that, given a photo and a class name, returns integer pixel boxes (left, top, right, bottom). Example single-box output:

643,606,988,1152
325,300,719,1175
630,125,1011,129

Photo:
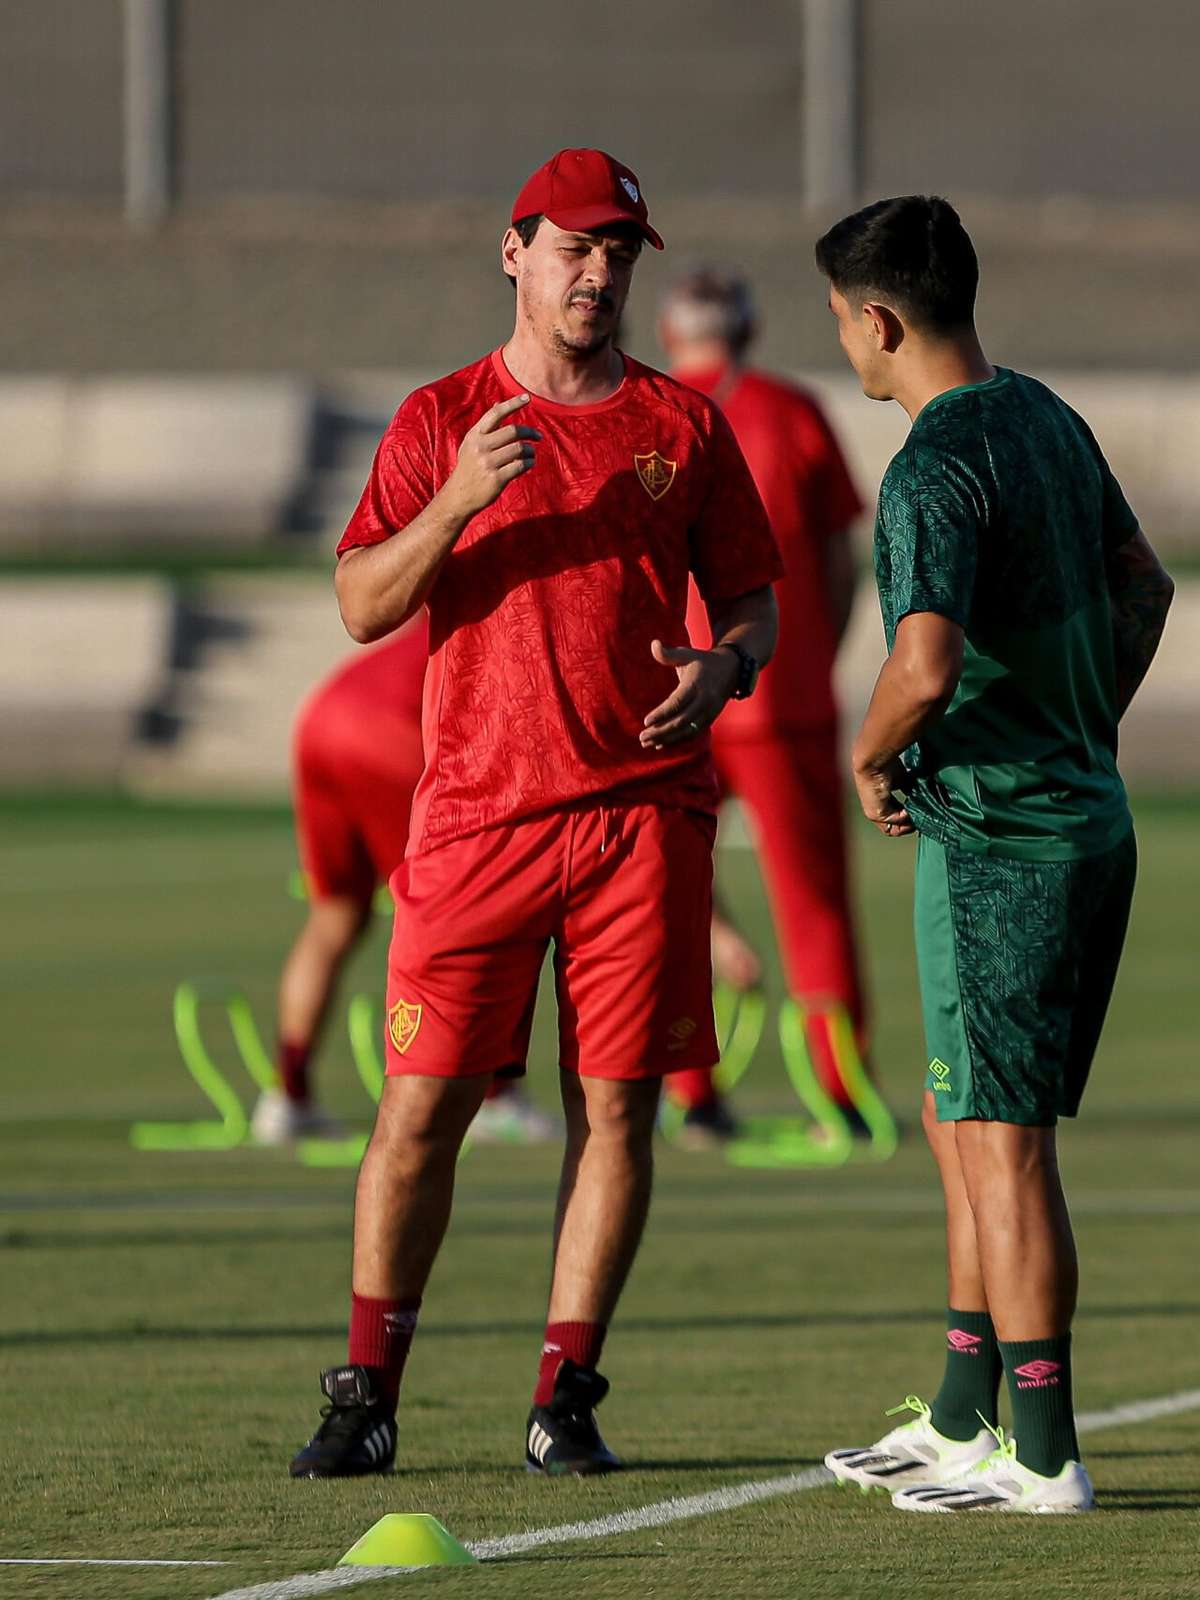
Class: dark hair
814,196,978,333
513,214,543,247
504,213,543,287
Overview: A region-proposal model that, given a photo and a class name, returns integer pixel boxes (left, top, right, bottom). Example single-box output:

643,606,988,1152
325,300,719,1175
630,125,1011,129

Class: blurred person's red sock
666,1067,719,1109
277,1039,311,1104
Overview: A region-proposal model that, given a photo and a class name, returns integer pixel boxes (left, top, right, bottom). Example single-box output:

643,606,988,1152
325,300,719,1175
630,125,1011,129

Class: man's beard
550,291,616,357
551,322,611,357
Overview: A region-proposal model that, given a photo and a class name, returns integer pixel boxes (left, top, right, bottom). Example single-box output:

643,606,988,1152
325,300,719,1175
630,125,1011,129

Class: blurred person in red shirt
251,616,558,1148
658,267,869,1137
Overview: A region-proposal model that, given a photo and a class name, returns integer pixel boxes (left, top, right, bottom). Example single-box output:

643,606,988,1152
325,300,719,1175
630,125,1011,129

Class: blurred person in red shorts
289,149,781,1481
658,267,869,1142
252,617,557,1147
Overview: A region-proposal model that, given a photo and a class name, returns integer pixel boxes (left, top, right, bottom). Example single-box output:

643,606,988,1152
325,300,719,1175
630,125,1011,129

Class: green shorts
914,829,1137,1125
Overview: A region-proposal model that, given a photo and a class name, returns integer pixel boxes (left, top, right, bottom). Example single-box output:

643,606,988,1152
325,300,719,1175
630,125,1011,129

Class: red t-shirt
338,349,782,855
295,614,428,783
682,366,863,735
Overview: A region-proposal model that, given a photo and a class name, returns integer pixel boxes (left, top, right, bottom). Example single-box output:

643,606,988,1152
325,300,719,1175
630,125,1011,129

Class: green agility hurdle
129,982,277,1151
662,982,899,1166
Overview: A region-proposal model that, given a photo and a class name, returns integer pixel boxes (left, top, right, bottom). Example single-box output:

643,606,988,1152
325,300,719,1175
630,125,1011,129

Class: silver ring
687,719,701,734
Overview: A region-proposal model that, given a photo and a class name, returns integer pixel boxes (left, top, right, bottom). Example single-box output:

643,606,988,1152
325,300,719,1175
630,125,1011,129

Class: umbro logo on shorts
667,1016,697,1051
929,1058,952,1091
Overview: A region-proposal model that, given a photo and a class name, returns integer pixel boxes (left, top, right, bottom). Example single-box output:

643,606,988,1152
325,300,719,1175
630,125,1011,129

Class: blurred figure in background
658,267,869,1139
252,615,557,1146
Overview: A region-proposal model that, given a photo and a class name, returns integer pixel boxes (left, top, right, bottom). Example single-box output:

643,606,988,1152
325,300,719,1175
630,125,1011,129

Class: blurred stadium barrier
2,567,1195,796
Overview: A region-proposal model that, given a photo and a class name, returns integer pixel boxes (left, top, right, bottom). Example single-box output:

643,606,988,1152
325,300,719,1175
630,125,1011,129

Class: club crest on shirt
634,451,677,501
388,998,423,1054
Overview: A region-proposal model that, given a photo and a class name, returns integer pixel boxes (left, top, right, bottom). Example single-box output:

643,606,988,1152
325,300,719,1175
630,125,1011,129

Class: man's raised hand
445,394,541,519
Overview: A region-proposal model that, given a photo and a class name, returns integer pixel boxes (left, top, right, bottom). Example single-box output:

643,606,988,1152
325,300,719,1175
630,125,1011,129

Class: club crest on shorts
634,451,677,501
388,998,422,1054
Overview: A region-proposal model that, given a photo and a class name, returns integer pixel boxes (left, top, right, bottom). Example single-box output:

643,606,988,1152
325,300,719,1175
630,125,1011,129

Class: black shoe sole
524,1457,622,1478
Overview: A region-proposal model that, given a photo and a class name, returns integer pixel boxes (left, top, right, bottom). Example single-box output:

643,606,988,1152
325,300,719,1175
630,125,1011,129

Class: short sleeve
795,399,864,539
689,406,784,605
879,446,984,631
336,391,438,557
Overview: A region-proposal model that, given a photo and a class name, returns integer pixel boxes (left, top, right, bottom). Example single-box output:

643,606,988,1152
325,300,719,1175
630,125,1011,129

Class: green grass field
3,794,1198,1600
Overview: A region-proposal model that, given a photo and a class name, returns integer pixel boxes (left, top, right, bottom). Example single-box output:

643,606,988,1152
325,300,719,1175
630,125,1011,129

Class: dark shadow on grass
1089,1448,1196,1459
628,1457,818,1472
6,1302,1200,1350
1100,1488,1200,1511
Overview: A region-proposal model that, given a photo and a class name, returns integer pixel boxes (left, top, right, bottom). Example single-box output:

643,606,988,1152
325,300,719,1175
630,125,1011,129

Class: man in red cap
290,149,782,1480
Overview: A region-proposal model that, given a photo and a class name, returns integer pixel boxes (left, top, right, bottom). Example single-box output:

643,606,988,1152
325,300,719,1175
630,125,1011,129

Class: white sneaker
892,1429,1095,1513
825,1396,995,1493
470,1089,561,1145
250,1089,344,1146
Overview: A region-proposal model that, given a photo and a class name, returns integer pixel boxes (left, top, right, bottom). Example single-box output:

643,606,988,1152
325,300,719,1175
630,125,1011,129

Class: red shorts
384,804,718,1080
294,730,423,901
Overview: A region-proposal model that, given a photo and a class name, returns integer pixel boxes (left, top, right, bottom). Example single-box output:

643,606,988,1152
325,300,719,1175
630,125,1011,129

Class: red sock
534,1321,606,1406
664,1066,718,1110
277,1039,311,1104
348,1292,422,1410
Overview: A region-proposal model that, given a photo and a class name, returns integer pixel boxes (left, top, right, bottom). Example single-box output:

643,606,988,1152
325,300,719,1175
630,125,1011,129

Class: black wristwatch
721,642,760,700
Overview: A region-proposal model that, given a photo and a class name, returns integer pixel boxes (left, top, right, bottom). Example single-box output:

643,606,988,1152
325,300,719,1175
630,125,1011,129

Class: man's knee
308,893,374,955
955,1118,1059,1184
566,1075,661,1146
372,1074,487,1155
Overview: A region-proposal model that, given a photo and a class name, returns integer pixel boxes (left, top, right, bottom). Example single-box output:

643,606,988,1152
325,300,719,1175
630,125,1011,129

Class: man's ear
862,300,905,354
500,226,521,283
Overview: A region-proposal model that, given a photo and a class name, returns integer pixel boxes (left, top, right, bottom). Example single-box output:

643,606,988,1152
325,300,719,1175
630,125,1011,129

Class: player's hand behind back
445,394,541,519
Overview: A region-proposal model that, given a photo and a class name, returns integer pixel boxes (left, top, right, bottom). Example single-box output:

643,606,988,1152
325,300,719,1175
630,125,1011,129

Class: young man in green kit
816,196,1174,1512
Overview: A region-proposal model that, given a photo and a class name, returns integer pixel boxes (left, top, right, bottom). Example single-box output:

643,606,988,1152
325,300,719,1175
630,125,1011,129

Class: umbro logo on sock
947,1329,983,1354
1014,1359,1061,1388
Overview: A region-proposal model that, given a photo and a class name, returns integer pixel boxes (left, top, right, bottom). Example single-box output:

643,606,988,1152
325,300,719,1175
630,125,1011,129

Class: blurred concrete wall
3,0,1199,204
3,570,1195,795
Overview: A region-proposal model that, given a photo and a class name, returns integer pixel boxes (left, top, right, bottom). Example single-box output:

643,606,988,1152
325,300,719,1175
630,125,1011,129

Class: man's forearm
336,488,471,643
1109,560,1174,719
709,585,779,668
852,651,952,776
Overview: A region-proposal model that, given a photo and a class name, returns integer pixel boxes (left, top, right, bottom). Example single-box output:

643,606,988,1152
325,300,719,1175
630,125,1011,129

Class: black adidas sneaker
289,1365,397,1479
525,1359,622,1476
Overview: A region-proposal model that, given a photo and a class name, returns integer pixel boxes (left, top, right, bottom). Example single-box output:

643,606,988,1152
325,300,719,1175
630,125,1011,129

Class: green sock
999,1333,1079,1476
930,1309,1002,1442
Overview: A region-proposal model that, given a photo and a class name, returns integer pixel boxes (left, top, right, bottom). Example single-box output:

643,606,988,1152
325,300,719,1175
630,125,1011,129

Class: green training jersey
874,367,1137,861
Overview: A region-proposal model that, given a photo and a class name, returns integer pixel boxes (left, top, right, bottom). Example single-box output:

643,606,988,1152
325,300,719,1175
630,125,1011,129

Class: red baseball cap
511,148,664,251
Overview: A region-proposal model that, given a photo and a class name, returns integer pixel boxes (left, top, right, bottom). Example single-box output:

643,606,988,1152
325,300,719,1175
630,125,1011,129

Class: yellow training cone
338,1513,478,1568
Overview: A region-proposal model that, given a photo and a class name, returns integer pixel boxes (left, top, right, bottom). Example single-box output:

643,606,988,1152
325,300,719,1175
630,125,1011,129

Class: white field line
205,1385,1200,1600
0,1558,227,1567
